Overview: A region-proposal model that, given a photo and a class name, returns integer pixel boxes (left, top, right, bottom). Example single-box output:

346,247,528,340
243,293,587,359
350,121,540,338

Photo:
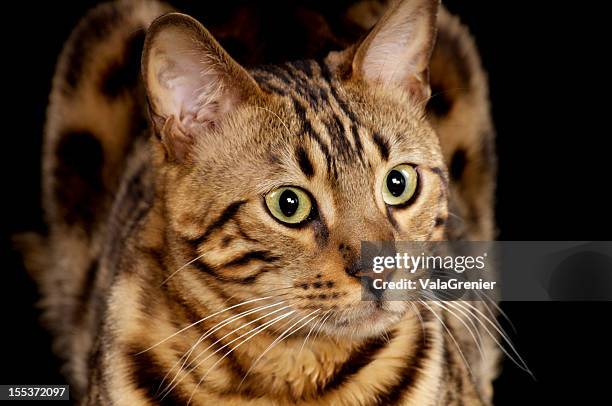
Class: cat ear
142,13,260,161
352,0,439,103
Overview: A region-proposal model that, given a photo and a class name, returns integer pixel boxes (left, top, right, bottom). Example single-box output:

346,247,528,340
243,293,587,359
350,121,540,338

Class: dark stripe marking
256,64,296,87
100,28,145,98
426,85,453,117
54,131,105,229
194,259,273,285
190,200,246,247
296,146,315,178
450,149,467,181
142,246,166,271
223,250,279,268
63,3,123,93
350,123,365,164
323,113,353,161
290,59,314,77
318,59,366,164
282,62,324,109
318,331,394,394
127,347,191,406
372,132,390,161
371,310,433,406
291,98,333,173
251,71,290,95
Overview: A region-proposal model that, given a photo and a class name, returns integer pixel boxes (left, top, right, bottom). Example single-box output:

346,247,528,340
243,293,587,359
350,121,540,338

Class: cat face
143,0,447,338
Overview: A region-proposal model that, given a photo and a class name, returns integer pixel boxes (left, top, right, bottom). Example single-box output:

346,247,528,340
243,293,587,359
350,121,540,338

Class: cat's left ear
142,13,261,162
352,0,439,103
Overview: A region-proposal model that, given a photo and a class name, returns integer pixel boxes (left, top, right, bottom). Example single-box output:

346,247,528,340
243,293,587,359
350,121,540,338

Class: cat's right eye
265,187,313,225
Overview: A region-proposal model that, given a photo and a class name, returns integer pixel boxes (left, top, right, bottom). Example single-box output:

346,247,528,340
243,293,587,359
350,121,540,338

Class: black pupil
279,189,300,217
386,170,406,197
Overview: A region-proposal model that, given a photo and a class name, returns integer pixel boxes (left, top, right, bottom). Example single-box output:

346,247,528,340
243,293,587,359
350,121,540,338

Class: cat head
142,0,447,338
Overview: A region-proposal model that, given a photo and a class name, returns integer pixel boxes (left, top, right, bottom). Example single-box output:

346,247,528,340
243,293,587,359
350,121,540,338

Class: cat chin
322,302,408,339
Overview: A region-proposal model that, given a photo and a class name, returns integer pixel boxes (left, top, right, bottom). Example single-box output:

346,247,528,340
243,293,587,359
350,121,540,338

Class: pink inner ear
155,52,223,128
147,28,240,133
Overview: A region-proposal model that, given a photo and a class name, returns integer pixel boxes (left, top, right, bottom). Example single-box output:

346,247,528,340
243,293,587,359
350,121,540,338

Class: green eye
265,187,313,224
382,164,418,205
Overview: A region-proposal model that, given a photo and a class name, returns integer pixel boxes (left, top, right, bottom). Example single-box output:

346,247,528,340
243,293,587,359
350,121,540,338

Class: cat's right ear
142,13,260,162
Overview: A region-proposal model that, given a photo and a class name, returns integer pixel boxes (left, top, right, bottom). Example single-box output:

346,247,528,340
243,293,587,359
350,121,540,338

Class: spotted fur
19,0,499,404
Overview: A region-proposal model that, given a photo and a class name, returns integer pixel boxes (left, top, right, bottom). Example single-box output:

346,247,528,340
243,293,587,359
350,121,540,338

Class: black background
1,1,610,404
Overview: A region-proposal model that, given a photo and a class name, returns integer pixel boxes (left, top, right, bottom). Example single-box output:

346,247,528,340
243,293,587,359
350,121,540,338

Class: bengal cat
18,0,501,404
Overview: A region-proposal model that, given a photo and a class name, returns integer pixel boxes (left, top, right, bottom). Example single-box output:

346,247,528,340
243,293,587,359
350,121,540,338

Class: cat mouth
324,302,406,337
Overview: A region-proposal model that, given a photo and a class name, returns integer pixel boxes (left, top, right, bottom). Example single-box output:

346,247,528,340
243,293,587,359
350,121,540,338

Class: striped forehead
251,60,384,180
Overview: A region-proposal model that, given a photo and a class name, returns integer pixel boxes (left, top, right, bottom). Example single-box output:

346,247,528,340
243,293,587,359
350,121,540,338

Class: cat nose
345,259,365,279
345,260,384,300
343,241,397,277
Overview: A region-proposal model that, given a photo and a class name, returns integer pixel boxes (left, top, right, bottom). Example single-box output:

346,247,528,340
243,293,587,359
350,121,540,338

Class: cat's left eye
382,164,418,206
265,186,313,225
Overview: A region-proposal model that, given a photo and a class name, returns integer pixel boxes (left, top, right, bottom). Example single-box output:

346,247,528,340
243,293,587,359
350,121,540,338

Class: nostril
345,257,385,301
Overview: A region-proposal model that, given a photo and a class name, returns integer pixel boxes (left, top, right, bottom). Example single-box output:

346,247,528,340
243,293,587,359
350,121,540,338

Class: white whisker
419,300,474,376
452,300,532,376
312,311,333,341
237,309,321,389
137,296,278,355
184,310,296,404
158,300,290,396
161,252,206,285
429,299,485,358
298,309,331,356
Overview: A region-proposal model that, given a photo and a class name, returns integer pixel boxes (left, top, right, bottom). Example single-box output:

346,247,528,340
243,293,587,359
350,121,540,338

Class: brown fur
18,0,499,404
